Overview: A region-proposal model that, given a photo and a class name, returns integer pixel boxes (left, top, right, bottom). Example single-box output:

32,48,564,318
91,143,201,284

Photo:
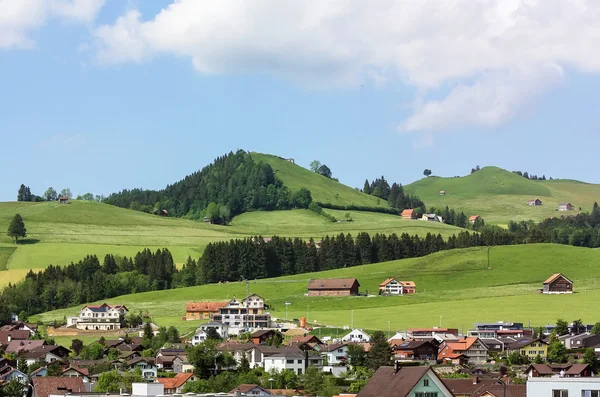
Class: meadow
32,244,600,336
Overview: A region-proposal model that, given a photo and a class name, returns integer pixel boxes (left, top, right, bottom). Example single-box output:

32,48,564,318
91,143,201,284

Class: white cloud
91,0,600,132
0,0,104,49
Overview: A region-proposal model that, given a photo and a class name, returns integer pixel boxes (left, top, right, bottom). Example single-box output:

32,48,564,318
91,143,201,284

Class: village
0,272,595,397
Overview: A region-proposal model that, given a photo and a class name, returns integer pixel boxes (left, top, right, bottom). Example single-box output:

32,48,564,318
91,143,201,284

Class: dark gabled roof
307,278,359,290
24,344,71,359
250,329,279,338
443,378,501,396
32,377,85,397
320,343,348,352
217,342,255,352
288,335,323,346
229,384,271,394
476,384,527,397
358,366,444,397
393,340,436,351
544,273,572,285
0,330,30,346
5,339,45,353
126,357,155,366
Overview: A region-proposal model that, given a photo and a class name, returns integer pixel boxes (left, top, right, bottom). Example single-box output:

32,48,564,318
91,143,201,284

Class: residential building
288,335,323,347
409,328,459,339
469,215,481,224
421,214,444,222
230,384,272,396
506,338,548,361
307,278,360,296
379,278,416,295
527,377,600,397
342,329,371,343
58,196,69,204
184,301,229,321
438,337,488,364
320,343,348,366
443,378,505,397
251,329,282,345
559,202,575,211
0,368,28,384
5,339,45,354
357,365,454,397
263,348,307,375
172,355,193,373
24,345,71,365
211,294,271,332
155,349,186,371
67,303,128,331
525,364,593,378
543,273,573,294
32,377,86,397
125,357,157,379
157,373,195,394
401,209,417,220
61,367,90,382
559,333,600,350
191,321,229,345
528,198,543,206
394,340,438,362
0,330,30,348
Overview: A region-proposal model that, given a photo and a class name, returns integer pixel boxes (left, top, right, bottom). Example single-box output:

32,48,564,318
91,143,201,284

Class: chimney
394,361,401,374
472,376,479,385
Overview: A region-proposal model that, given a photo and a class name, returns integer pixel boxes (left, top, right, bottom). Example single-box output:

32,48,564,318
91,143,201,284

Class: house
393,340,438,362
250,329,282,345
288,335,323,347
211,294,271,332
155,349,186,371
24,345,71,366
263,348,308,375
0,330,30,347
440,190,446,195
32,377,85,397
125,357,157,379
438,337,488,364
172,355,193,373
401,209,417,220
525,363,593,378
543,273,573,294
421,214,443,222
157,373,195,394
58,196,70,204
320,343,348,366
527,377,600,397
307,278,360,297
342,329,371,343
409,328,459,339
505,338,548,361
559,333,600,350
61,367,90,382
230,384,272,396
5,339,45,354
68,303,128,330
357,365,454,397
443,377,504,397
469,215,481,224
190,321,229,345
379,278,417,295
0,368,28,384
559,202,574,211
528,198,543,206
0,321,38,336
185,301,229,321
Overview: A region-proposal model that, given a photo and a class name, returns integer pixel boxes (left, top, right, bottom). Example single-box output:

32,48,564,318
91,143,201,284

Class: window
297,360,302,364
297,369,302,375
553,390,568,397
415,393,438,397
582,391,600,397
287,359,294,364
423,379,429,387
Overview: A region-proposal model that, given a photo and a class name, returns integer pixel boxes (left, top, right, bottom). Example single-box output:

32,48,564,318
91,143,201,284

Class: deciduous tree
44,187,58,201
310,160,321,173
7,214,27,244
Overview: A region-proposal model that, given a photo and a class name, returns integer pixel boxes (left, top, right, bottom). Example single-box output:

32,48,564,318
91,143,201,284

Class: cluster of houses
400,209,483,225
528,198,575,211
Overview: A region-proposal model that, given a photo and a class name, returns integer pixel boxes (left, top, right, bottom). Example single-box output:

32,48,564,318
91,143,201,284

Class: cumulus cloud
0,0,104,49
91,0,600,133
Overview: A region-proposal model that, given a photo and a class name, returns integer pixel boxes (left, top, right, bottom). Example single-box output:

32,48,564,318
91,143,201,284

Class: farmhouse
400,209,417,220
379,278,416,295
421,214,444,222
559,202,574,211
307,278,360,296
67,303,128,331
543,273,573,294
185,301,229,321
468,215,481,224
58,196,70,204
528,198,543,206
342,329,371,343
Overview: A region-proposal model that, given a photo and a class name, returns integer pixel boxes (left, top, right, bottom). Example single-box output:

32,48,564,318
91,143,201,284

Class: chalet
250,329,282,345
307,278,360,297
185,301,229,321
157,372,195,394
394,340,438,361
506,338,549,360
559,202,574,211
379,278,416,295
230,384,273,396
320,343,348,366
525,363,593,378
468,215,481,224
528,198,543,206
211,294,270,332
438,337,488,364
61,367,90,382
357,365,454,397
67,303,128,331
543,273,573,294
125,357,158,379
421,213,444,222
24,345,71,366
58,196,70,204
401,209,417,220
342,329,371,343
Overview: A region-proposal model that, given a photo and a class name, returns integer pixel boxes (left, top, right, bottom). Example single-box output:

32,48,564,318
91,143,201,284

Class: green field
405,167,600,224
33,244,600,334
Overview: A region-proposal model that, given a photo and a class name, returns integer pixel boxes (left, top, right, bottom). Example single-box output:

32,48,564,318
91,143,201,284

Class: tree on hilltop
317,164,333,179
7,214,27,244
310,160,321,173
423,169,432,177
44,187,58,201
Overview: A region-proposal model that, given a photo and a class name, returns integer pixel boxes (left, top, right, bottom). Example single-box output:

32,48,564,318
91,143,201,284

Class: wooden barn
543,273,573,294
307,278,360,297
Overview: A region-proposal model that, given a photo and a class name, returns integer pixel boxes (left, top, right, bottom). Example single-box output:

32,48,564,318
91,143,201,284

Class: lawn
0,246,16,271
32,244,600,337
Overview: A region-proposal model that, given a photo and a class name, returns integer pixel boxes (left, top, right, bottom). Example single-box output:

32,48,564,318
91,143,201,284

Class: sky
2,0,600,201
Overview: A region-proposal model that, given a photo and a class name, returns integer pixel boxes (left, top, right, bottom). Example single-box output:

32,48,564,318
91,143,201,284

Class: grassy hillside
0,201,459,284
405,167,600,223
251,153,388,208
33,244,600,334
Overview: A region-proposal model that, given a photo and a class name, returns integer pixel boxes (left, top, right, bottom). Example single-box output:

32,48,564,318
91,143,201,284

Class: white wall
264,357,305,375
527,377,600,396
132,382,164,396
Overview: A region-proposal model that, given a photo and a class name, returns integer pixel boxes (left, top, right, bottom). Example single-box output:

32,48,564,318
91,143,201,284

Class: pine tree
366,330,392,371
7,214,27,243
363,179,371,194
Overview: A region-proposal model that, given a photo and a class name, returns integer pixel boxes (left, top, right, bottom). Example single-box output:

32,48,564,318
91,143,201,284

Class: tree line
512,170,551,180
362,176,426,212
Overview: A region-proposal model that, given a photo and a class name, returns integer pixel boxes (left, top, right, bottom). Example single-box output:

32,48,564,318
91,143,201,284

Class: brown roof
288,335,322,345
379,278,396,287
251,329,279,338
62,367,89,377
358,366,445,397
157,372,194,390
185,301,229,312
320,343,348,352
5,339,45,354
307,278,359,290
268,389,302,396
0,330,30,346
443,378,500,396
217,342,255,352
229,384,271,394
476,385,526,397
33,377,85,397
543,273,572,285
565,363,590,375
469,215,480,221
400,281,416,287
401,209,415,216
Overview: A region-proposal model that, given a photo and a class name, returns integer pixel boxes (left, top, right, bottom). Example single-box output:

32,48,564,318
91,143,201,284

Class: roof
262,346,305,358
217,342,255,352
401,209,415,216
475,385,527,397
32,377,85,397
185,301,229,312
251,329,279,338
229,384,271,394
526,363,590,376
565,364,590,375
5,339,45,353
528,198,541,202
543,273,572,285
126,357,155,366
443,378,500,396
400,281,416,287
307,278,359,290
24,344,70,359
469,215,480,221
379,277,396,287
81,303,127,313
394,340,435,351
320,343,348,352
444,337,481,352
357,366,443,397
62,367,89,377
0,330,30,346
288,335,322,345
559,202,572,206
157,372,194,389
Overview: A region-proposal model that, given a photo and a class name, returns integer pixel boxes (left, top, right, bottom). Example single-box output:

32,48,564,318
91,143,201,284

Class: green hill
405,167,600,223
251,153,388,208
33,244,600,336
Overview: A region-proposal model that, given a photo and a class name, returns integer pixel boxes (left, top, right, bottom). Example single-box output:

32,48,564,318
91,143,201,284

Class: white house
379,278,402,295
126,358,158,379
200,321,229,339
68,303,128,331
320,343,348,366
263,349,307,375
211,294,270,333
421,214,444,223
527,377,600,397
342,329,371,343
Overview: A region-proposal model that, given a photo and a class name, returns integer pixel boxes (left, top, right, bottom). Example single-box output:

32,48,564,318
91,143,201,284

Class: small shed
543,273,573,294
58,196,69,204
558,203,574,212
528,199,543,206
401,209,417,220
439,190,446,195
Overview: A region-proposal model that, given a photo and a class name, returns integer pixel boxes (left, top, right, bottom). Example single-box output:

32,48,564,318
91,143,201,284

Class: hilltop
405,166,600,223
33,244,600,335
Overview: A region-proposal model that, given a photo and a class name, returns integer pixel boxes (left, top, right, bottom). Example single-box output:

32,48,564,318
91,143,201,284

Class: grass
251,153,388,208
0,246,16,271
405,167,600,223
32,244,600,337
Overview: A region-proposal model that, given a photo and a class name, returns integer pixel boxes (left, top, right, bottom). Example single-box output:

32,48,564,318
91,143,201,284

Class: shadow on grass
17,239,41,245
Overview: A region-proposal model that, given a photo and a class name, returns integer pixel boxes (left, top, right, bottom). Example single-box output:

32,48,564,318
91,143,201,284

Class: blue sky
1,0,600,201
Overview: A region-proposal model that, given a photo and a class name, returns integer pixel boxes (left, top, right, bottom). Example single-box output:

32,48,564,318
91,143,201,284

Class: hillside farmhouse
468,215,481,224
66,303,128,331
400,209,417,220
543,273,573,294
421,214,444,222
58,196,70,204
185,301,229,321
559,202,574,211
307,278,360,296
379,278,416,295
528,198,543,206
